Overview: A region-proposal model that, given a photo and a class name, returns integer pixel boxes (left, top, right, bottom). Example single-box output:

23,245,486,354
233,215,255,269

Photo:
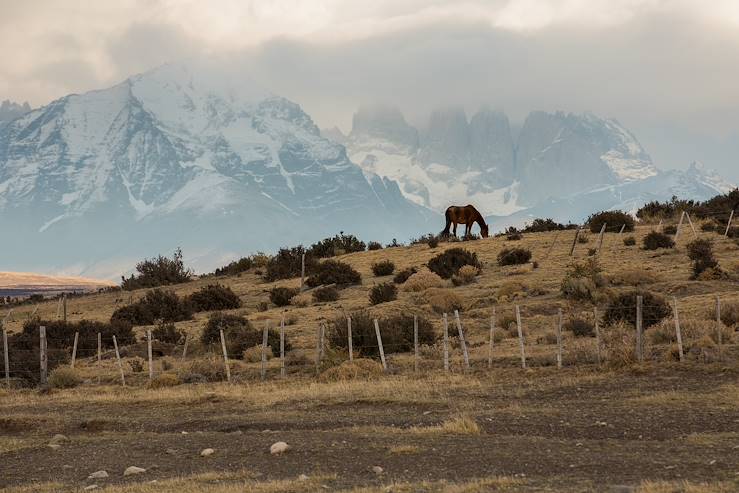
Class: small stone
62,465,73,470
298,474,309,481
709,459,717,465
123,466,146,476
84,486,98,491
50,434,68,444
372,466,384,475
88,470,109,479
270,441,290,455
48,444,61,451
200,448,215,457
166,448,177,455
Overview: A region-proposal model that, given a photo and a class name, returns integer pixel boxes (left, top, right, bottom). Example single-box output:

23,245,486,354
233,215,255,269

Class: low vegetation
269,287,299,307
111,289,193,325
427,248,481,279
312,285,339,303
393,267,417,284
603,290,671,328
686,239,719,279
497,247,532,266
151,321,185,344
309,232,366,258
371,260,395,276
329,312,435,358
186,283,241,311
121,248,193,290
643,231,675,250
369,282,397,305
305,259,361,287
587,210,635,233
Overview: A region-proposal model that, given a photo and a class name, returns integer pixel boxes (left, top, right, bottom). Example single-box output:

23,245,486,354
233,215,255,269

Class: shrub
427,236,440,248
264,246,317,282
20,318,135,358
663,224,677,235
603,291,671,328
686,239,718,279
496,281,528,302
369,282,397,305
402,270,444,291
320,359,384,381
371,260,395,276
393,267,417,284
506,232,522,241
186,284,241,311
560,258,607,303
497,248,532,266
328,312,435,358
700,221,719,232
522,218,577,233
305,260,361,287
623,236,636,246
213,257,253,276
309,233,366,258
48,367,82,389
111,289,193,325
201,312,290,358
367,241,382,251
129,358,145,372
586,210,634,233
313,285,339,303
121,248,193,290
148,373,180,388
577,234,590,244
151,321,185,345
719,301,739,327
643,231,675,250
269,287,299,307
452,265,479,286
428,248,481,279
565,318,594,337
425,288,463,314
609,269,660,286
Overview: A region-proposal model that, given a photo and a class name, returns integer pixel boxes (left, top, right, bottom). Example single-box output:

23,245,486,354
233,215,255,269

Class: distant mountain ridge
0,100,31,125
335,105,734,225
0,63,435,278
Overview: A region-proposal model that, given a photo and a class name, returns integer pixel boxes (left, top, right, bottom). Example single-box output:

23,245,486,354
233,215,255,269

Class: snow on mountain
0,100,31,125
0,63,436,277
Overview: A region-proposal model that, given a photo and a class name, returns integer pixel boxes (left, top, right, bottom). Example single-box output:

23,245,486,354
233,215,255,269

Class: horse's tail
441,207,452,236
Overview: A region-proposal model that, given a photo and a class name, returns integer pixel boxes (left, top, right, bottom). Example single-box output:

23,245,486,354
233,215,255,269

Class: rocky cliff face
0,100,31,125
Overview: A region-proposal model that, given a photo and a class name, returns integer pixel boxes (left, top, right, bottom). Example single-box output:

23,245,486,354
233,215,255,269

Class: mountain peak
0,99,32,124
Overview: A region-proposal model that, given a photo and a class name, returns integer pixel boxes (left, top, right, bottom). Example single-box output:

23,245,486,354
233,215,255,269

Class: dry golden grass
635,480,739,493
388,444,423,454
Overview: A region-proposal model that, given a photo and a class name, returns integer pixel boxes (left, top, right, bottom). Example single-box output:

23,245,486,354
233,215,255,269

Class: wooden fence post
556,309,563,369
672,297,684,362
657,219,663,232
453,310,470,370
112,335,125,386
39,325,48,386
515,306,526,369
724,210,735,237
594,308,601,366
570,228,581,256
3,328,9,388
62,293,67,323
219,328,231,383
261,321,269,381
442,313,449,372
413,315,419,373
596,223,607,254
543,230,561,260
280,314,286,378
320,324,325,360
181,334,189,360
488,309,495,369
314,325,322,375
685,212,697,238
716,296,723,360
373,319,387,371
70,331,79,368
619,224,626,235
147,329,153,380
300,252,306,291
347,317,353,363
636,295,644,362
97,332,102,382
674,211,685,243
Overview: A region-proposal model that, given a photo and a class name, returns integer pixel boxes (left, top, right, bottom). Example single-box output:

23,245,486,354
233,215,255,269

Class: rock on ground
200,448,215,457
270,442,290,455
87,470,108,479
123,466,146,476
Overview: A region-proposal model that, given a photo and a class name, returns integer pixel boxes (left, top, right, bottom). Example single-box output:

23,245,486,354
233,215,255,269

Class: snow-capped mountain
0,100,31,125
338,106,733,224
0,63,435,278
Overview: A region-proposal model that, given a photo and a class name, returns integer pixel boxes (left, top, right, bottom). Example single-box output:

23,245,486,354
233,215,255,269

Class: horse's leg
464,223,469,237
452,222,458,237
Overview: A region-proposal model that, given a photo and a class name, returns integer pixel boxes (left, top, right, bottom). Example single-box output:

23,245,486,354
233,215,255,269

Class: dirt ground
1,365,738,492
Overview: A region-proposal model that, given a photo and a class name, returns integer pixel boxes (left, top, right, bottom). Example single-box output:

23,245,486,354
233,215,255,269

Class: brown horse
441,205,489,238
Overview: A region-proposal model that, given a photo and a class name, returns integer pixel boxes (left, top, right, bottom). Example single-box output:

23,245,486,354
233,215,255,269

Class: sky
1,0,738,180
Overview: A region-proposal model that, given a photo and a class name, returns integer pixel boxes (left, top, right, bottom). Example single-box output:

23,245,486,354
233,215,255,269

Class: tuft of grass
388,444,422,455
410,415,481,435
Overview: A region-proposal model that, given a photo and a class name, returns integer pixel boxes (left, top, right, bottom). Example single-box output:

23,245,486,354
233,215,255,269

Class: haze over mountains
0,62,735,279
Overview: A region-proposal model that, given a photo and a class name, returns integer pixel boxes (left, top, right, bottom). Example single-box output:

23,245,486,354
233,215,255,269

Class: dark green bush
186,284,241,311
686,239,718,279
213,257,253,276
309,233,366,258
306,260,361,287
507,232,522,241
522,218,578,233
662,224,677,235
565,318,594,337
643,231,675,250
369,282,397,305
328,312,435,358
603,291,671,328
428,248,481,279
623,236,636,246
367,241,382,251
151,321,185,344
700,221,718,232
393,267,417,284
111,289,193,326
201,312,290,358
263,246,317,282
371,260,395,276
121,248,193,290
312,285,339,303
497,248,532,266
586,210,634,233
269,287,299,307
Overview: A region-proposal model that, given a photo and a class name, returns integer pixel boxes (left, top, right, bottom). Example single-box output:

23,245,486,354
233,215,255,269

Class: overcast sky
1,0,738,180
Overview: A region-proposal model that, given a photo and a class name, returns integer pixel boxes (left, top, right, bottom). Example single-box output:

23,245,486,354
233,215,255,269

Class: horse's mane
473,207,486,226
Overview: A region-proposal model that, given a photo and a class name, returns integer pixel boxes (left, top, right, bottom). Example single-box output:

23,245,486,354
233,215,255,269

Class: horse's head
480,224,489,238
